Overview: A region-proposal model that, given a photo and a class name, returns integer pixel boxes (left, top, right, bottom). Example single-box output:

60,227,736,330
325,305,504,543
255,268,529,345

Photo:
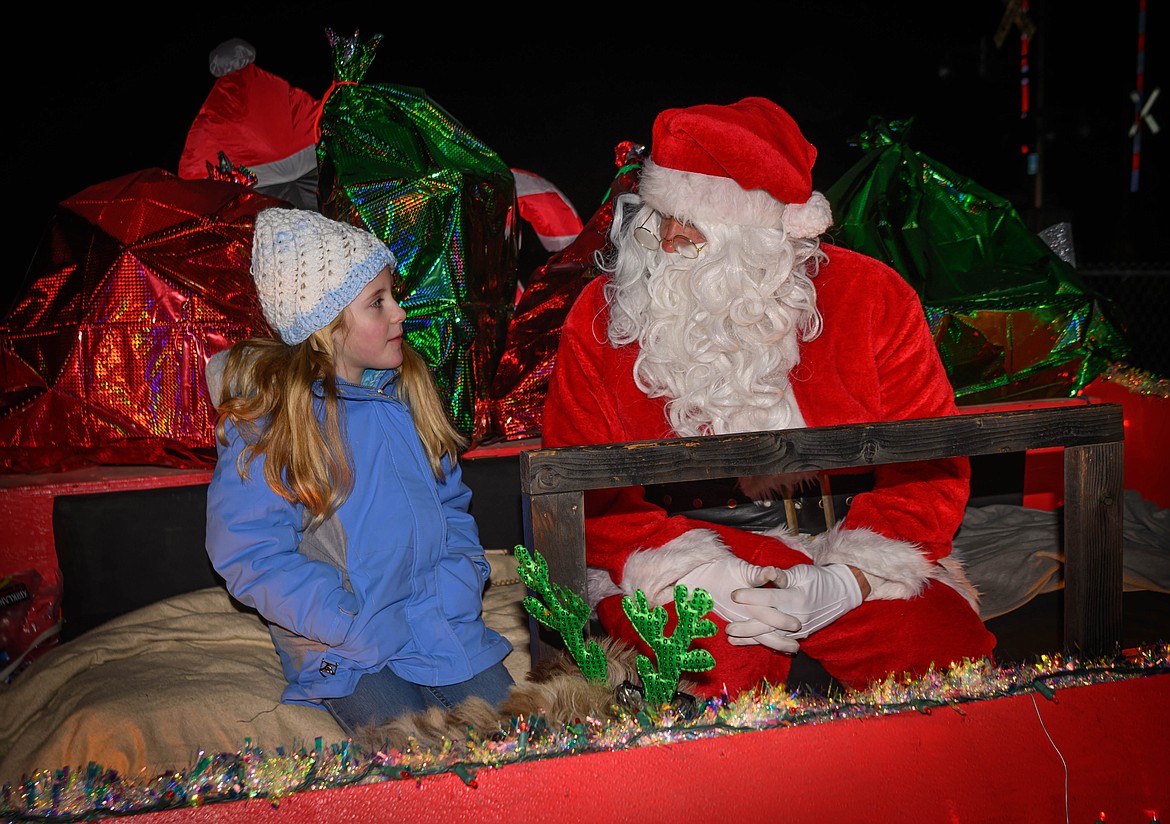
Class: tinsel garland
4,645,1166,822
1097,362,1170,399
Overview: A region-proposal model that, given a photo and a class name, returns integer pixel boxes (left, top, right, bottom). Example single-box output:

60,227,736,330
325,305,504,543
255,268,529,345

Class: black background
8,2,1166,315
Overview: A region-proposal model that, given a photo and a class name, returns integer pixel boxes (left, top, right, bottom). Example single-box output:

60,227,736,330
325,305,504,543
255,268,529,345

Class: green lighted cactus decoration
622,585,717,706
512,545,719,704
513,545,608,683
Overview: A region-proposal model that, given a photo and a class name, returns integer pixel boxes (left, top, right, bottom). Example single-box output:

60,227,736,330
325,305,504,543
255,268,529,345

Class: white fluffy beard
604,202,824,438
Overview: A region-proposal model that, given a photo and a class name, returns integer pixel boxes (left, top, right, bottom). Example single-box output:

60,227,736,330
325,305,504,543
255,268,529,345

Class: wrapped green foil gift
315,31,519,441
825,118,1130,402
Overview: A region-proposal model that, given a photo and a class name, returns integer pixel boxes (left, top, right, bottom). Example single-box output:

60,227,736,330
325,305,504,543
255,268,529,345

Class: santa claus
541,97,995,698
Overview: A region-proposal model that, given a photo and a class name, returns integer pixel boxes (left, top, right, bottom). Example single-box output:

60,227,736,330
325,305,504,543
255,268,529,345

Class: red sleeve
809,248,970,564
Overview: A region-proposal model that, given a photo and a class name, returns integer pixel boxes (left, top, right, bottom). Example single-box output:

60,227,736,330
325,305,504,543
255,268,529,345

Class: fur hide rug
355,637,699,755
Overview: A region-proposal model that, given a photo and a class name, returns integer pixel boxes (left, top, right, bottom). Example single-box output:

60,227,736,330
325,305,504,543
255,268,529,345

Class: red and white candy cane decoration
511,168,584,252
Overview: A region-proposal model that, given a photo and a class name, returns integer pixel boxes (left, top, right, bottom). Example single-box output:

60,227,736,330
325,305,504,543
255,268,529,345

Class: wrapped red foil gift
0,169,281,473
486,142,645,440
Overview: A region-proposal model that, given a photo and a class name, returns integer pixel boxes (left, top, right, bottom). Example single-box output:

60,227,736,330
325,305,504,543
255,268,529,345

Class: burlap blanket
0,551,529,783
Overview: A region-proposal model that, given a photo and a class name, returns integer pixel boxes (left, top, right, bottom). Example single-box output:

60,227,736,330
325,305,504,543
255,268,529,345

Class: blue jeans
323,661,515,738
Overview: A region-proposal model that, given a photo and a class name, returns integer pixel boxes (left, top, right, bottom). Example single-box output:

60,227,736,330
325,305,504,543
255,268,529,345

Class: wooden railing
521,404,1125,658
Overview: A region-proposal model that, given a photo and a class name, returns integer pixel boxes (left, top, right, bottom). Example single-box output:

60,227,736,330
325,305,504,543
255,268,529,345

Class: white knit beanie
250,208,396,344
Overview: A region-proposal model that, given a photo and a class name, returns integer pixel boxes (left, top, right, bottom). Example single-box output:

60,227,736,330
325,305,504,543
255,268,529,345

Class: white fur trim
765,522,981,612
737,470,820,503
934,555,982,613
640,161,786,230
619,529,736,607
639,160,831,237
585,567,623,612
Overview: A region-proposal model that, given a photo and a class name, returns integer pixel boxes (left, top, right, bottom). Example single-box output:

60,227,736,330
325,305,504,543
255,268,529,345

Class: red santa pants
595,526,997,699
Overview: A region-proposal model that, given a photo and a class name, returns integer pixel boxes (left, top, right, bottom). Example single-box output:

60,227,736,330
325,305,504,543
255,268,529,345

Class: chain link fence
1082,267,1170,379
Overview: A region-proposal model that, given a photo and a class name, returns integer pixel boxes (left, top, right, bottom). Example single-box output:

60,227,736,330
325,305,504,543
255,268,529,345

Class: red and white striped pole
1128,0,1157,193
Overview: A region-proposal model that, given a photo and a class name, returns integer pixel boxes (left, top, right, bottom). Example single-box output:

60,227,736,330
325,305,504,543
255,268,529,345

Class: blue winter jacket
204,359,511,704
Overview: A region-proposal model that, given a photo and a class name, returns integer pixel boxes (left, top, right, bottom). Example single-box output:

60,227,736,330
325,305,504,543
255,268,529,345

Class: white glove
676,558,781,623
725,563,864,651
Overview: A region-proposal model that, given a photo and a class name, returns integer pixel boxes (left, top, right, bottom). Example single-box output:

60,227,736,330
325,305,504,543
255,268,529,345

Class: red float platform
124,674,1168,823
0,466,213,582
2,380,1165,823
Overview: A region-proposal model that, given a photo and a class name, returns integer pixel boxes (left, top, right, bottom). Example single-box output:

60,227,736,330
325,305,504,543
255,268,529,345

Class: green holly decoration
513,545,608,683
621,585,717,707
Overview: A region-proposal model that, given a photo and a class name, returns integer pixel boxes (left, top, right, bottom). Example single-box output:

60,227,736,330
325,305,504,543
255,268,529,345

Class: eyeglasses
634,214,706,260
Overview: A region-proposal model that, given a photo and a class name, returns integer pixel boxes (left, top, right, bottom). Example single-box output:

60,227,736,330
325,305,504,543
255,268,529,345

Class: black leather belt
643,472,874,535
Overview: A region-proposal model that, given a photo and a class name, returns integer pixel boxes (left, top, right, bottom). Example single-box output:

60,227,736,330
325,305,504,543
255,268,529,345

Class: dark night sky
8,2,1165,313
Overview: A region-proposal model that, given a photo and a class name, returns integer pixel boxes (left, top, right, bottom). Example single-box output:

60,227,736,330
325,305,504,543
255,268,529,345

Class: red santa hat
178,39,321,192
638,97,833,238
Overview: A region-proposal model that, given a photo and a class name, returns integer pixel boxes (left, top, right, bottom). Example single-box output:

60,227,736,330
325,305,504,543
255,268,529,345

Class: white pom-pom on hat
209,38,257,77
780,191,833,239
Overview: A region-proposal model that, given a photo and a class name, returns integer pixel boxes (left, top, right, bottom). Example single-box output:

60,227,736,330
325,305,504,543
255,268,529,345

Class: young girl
204,207,513,738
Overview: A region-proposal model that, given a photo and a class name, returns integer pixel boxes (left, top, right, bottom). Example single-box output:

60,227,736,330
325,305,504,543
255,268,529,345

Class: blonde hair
215,314,465,526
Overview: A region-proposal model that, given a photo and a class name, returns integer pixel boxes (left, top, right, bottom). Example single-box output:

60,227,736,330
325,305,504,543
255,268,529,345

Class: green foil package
825,118,1131,402
315,31,519,441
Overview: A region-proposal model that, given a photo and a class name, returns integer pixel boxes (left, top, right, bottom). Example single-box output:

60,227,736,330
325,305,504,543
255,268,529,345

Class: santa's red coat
542,243,996,696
